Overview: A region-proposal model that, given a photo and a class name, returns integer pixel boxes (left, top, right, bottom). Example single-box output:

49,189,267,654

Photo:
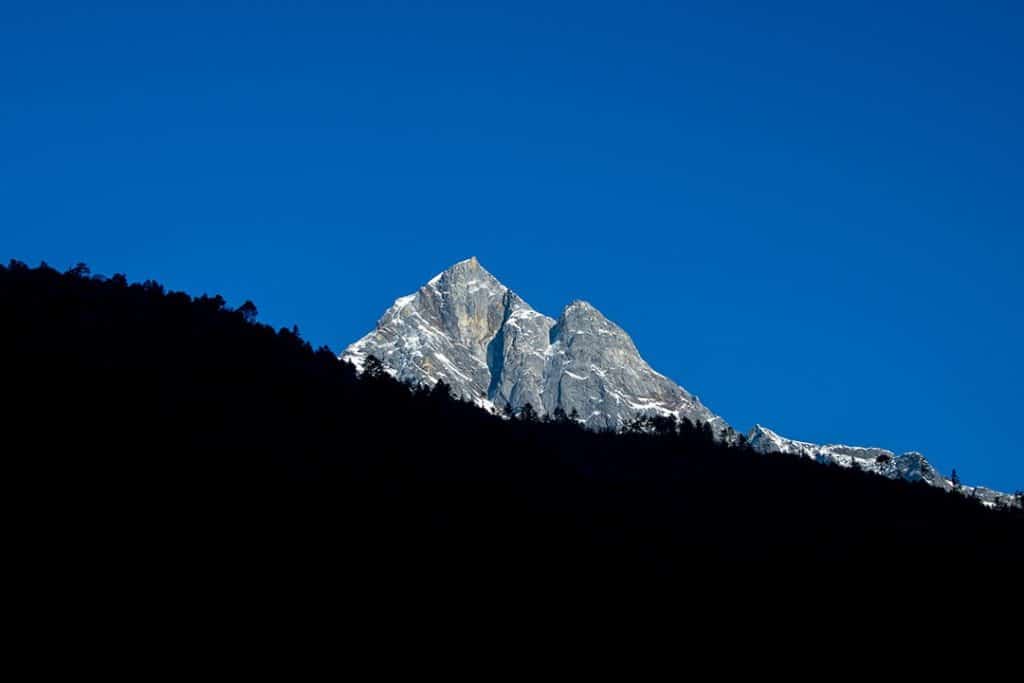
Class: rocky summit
343,257,731,434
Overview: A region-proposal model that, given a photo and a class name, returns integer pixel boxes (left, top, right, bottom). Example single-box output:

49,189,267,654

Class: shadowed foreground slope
2,261,1020,575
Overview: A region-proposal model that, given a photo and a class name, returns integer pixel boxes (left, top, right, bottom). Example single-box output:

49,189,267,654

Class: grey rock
542,300,726,432
343,257,732,434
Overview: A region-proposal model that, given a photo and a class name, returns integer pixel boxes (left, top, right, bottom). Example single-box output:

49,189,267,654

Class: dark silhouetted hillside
2,260,1020,579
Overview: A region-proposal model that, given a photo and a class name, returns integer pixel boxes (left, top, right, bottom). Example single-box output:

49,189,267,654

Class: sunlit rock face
343,257,730,434
541,300,723,431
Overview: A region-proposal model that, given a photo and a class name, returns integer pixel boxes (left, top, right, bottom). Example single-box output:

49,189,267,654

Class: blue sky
2,1,1021,491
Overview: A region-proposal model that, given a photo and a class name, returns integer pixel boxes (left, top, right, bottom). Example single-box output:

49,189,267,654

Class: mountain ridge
746,424,1016,508
344,258,1018,506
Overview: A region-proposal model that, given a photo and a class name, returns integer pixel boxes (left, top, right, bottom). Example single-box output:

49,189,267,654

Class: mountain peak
428,256,494,286
343,264,727,432
560,299,611,323
748,424,777,438
447,255,487,275
454,255,482,270
564,299,597,312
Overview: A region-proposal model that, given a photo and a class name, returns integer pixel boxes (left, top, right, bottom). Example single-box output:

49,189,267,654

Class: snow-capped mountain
343,257,732,434
344,257,1017,507
747,424,1017,507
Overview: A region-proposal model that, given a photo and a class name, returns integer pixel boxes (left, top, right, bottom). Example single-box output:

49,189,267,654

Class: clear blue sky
3,1,1021,491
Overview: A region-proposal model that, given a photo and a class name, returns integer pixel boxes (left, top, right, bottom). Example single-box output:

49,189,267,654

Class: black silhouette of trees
238,300,259,322
518,403,538,422
430,380,453,401
652,415,678,435
362,354,386,379
66,262,90,278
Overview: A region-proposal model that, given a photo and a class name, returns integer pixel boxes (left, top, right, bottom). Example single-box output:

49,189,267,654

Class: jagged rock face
344,257,514,406
542,301,724,431
746,424,1016,506
343,257,730,432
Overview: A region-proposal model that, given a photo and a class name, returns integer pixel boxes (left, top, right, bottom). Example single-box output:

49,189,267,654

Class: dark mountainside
2,261,1021,576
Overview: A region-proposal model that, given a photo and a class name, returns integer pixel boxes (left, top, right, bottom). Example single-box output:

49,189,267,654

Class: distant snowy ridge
747,424,1018,508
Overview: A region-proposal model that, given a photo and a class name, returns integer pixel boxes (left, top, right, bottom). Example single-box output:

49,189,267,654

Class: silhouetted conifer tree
238,300,259,322
430,380,453,401
650,415,678,435
66,262,90,278
518,403,538,422
363,354,386,379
